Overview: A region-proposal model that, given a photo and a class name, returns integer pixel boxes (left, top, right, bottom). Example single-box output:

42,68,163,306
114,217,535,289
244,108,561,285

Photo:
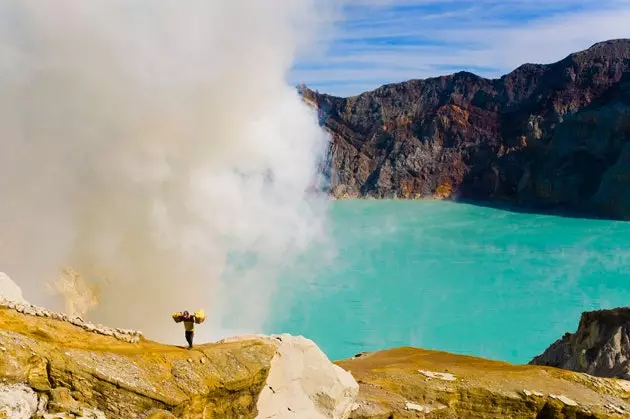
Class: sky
289,0,630,97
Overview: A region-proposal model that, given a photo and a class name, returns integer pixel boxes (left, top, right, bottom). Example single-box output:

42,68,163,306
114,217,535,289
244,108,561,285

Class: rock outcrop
303,39,630,220
530,307,630,380
0,272,25,303
0,298,142,344
220,334,358,418
0,304,358,418
338,347,630,418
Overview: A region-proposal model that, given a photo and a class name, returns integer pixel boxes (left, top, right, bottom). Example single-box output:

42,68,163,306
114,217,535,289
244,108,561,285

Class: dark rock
530,307,630,380
301,39,630,219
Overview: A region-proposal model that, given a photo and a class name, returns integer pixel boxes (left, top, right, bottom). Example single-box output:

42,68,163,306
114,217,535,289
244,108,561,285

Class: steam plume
0,0,336,343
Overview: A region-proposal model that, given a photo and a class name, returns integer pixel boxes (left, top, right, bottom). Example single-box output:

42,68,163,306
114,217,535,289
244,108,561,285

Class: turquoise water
268,200,630,364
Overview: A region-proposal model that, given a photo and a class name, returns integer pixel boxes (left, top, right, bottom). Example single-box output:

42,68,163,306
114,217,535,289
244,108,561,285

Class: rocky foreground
2,299,630,418
0,299,358,419
303,39,630,220
339,348,630,418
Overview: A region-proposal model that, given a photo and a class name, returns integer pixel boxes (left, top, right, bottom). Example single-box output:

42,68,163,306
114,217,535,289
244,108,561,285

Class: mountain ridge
302,39,630,219
307,39,630,99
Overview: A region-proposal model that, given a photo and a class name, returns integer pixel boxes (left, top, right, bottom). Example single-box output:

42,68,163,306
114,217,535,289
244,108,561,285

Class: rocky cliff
303,39,630,220
3,301,630,418
530,307,630,381
0,299,358,419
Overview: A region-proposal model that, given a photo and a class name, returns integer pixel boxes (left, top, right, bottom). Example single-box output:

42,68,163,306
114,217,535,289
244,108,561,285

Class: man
181,311,195,349
172,310,205,349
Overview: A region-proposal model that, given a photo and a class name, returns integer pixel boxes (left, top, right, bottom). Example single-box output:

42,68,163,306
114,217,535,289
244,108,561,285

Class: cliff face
530,307,630,381
304,39,630,219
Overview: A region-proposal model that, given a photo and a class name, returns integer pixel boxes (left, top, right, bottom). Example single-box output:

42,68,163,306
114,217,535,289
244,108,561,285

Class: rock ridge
302,38,630,220
339,347,630,418
530,306,630,380
0,304,358,418
0,298,142,344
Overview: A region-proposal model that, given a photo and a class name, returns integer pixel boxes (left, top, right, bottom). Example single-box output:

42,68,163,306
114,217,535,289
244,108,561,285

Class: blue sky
289,0,630,97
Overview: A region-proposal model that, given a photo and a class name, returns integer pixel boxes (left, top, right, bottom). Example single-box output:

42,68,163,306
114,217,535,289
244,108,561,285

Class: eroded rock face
303,39,630,219
0,307,358,419
530,307,630,380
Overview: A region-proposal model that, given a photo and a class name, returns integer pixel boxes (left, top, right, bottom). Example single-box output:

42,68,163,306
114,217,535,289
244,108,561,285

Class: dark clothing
185,330,194,348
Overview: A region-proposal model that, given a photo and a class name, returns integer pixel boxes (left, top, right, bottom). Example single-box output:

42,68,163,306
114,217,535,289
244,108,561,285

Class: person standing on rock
172,310,205,349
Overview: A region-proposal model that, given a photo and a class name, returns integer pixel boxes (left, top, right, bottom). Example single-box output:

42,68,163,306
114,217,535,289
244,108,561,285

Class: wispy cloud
290,0,630,96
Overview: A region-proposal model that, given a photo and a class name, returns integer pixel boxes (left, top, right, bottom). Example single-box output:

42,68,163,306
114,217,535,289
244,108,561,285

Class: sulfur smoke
0,0,337,343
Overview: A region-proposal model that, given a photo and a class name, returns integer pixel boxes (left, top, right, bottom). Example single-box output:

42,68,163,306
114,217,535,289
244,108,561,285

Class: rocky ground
339,348,630,419
302,39,630,220
2,299,630,418
339,348,630,418
2,271,630,418
0,301,358,419
530,307,630,381
0,298,142,344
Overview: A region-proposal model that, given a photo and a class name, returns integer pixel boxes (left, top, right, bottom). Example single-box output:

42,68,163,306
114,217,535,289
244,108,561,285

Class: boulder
0,272,25,303
0,384,38,419
255,334,358,418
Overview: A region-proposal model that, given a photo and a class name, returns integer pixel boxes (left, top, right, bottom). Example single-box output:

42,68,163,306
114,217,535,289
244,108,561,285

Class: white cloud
292,0,630,96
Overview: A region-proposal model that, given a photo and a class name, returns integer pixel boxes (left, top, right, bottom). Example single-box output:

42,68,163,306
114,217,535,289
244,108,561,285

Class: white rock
77,408,108,419
405,402,427,412
549,394,578,407
606,404,625,414
0,384,38,419
522,390,543,398
418,370,457,381
37,393,49,414
404,401,446,414
615,379,630,392
253,333,359,419
0,272,26,303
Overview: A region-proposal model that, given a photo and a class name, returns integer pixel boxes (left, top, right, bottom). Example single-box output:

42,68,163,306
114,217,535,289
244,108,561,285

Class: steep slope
530,307,630,381
303,39,630,219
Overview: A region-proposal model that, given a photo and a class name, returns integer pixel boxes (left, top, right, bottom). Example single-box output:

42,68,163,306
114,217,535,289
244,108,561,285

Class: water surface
268,200,630,363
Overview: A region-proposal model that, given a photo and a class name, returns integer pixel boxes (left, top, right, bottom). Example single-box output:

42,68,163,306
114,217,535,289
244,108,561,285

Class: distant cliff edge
531,307,630,381
301,39,630,220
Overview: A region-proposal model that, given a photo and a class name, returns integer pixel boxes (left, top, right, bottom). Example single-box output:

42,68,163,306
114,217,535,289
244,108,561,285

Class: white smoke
0,0,339,343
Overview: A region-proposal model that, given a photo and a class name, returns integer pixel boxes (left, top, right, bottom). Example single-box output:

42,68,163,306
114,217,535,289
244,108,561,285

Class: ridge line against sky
289,0,630,97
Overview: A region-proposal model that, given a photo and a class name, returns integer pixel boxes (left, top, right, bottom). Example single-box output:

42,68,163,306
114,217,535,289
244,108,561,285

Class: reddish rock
303,39,630,219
